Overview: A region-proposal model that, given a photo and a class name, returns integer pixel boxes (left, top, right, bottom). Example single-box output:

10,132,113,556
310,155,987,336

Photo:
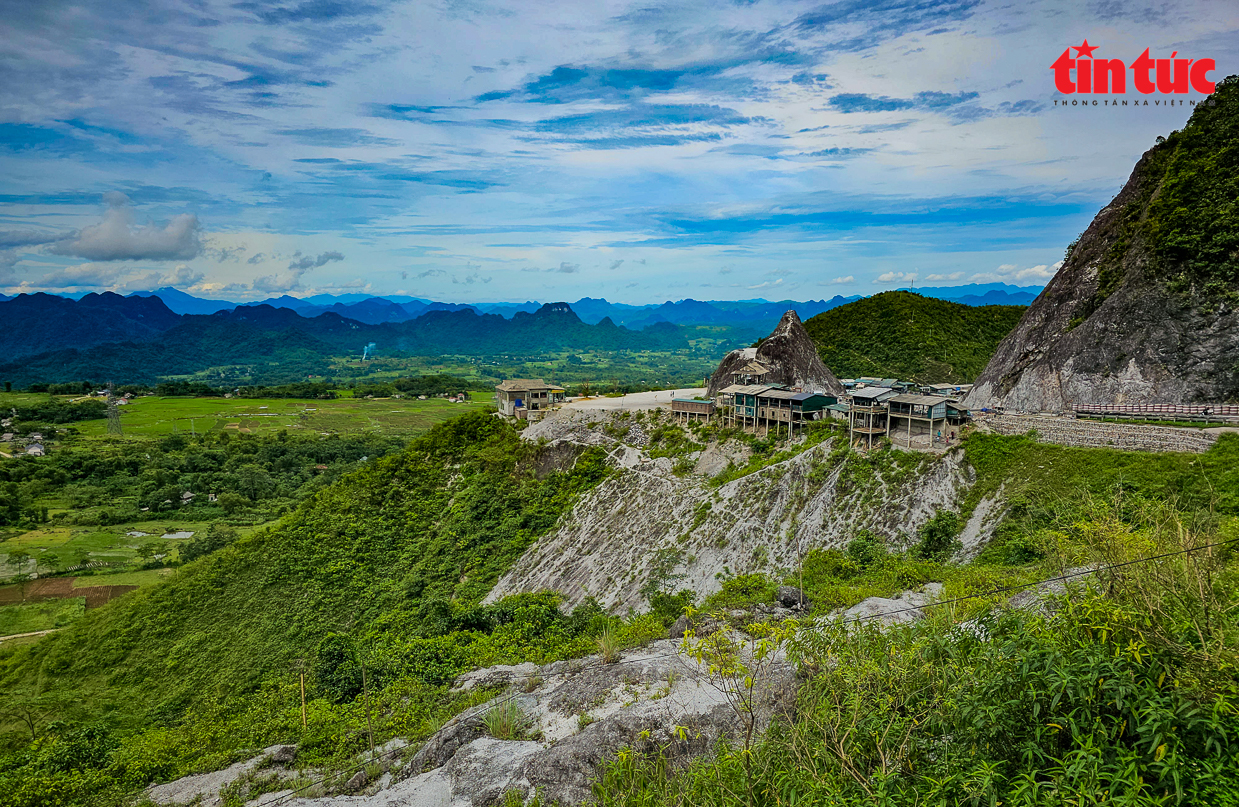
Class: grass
1,521,266,581
596,626,622,664
0,598,84,636
483,700,532,740
65,395,491,439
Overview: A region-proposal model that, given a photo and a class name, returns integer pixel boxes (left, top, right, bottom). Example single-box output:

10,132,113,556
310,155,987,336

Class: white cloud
968,261,1062,283
924,272,965,281
48,193,202,262
819,275,854,284
876,271,917,283
746,278,784,290
36,262,123,289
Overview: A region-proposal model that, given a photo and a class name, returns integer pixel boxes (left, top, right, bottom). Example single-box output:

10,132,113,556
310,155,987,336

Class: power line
262,535,1238,805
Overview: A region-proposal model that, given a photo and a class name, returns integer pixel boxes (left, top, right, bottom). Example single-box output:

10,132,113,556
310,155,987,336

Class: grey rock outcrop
966,98,1239,412
775,586,811,610
707,310,845,397
277,640,796,807
487,436,983,612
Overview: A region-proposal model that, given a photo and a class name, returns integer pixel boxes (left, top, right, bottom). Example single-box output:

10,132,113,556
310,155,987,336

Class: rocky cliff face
967,78,1239,411
487,410,997,612
707,310,845,396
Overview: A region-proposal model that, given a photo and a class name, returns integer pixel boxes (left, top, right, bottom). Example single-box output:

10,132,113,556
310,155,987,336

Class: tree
217,492,249,515
181,523,239,563
913,509,962,561
0,689,56,741
681,615,796,807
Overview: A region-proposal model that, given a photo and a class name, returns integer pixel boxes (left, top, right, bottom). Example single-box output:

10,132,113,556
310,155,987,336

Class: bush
180,523,239,563
704,573,776,610
913,510,961,561
845,530,888,569
314,632,362,703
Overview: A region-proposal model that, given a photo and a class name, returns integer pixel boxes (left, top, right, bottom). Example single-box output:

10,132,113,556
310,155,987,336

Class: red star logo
1073,39,1099,58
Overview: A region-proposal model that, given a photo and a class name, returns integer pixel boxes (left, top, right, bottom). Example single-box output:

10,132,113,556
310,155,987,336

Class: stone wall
981,414,1218,453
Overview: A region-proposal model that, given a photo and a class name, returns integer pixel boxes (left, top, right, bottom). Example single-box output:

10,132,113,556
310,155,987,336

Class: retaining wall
981,414,1218,453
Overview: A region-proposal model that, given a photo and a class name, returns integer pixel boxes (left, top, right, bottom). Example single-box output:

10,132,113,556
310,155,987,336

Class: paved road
562,388,707,411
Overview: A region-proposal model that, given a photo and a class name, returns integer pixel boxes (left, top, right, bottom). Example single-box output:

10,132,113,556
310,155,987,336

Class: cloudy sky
0,0,1235,304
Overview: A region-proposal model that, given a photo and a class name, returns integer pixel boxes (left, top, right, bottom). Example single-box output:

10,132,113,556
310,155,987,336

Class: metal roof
673,398,713,404
733,384,782,395
790,392,830,402
496,378,552,391
889,393,951,406
736,361,771,375
758,388,800,400
718,384,748,394
850,387,895,399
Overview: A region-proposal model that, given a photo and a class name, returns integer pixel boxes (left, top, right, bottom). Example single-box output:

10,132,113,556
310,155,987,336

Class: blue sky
0,0,1235,304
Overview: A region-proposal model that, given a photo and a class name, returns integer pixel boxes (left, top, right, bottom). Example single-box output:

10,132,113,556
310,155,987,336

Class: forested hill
967,74,1239,411
0,301,688,387
0,292,182,361
803,291,1026,384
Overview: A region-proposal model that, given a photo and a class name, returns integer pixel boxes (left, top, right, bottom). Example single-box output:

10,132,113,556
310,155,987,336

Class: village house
719,384,836,435
671,397,716,423
495,379,566,419
847,386,897,449
24,443,46,457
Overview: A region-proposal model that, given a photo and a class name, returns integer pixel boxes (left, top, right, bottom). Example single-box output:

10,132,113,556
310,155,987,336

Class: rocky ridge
967,79,1239,412
706,309,845,397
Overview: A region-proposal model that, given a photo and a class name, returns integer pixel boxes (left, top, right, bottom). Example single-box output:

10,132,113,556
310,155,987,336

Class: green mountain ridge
803,290,1026,384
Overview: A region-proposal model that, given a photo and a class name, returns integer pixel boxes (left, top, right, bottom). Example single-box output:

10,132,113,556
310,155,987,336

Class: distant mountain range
0,283,1042,387
0,295,689,386
116,282,1041,328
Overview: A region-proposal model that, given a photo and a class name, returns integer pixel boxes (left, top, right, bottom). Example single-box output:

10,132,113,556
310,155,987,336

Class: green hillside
0,412,618,804
803,290,1026,383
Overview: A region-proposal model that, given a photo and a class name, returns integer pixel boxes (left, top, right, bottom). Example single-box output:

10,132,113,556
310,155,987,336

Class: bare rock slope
707,310,845,397
494,411,993,612
967,79,1239,412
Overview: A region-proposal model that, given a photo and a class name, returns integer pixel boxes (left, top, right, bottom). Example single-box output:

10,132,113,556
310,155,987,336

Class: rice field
67,394,491,438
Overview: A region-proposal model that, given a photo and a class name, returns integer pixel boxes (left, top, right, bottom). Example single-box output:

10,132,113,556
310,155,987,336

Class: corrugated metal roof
496,378,550,391
759,389,800,400
889,393,951,406
718,384,747,394
850,387,894,399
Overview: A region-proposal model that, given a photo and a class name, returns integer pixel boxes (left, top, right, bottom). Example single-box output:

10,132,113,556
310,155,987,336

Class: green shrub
845,530,888,569
913,509,961,561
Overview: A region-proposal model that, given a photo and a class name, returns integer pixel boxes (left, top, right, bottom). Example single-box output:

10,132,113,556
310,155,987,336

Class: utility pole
106,382,123,436
298,661,308,730
361,655,375,760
